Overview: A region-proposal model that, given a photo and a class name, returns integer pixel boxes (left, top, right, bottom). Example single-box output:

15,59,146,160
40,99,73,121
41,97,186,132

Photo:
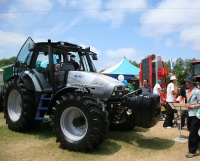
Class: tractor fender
47,87,86,114
21,72,35,90
6,75,15,84
5,74,33,91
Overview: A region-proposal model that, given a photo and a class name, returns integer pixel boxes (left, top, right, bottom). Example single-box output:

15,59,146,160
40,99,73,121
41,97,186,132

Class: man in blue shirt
139,79,151,94
185,76,200,158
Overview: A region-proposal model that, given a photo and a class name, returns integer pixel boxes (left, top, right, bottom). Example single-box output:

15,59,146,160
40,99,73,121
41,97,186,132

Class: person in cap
163,75,177,128
153,79,165,120
184,76,200,158
70,55,81,71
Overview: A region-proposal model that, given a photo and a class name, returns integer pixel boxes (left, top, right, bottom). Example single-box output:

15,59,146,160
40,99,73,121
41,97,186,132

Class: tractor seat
61,62,75,71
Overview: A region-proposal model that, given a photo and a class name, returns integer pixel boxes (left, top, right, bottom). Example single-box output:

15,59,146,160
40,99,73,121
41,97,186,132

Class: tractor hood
66,71,125,101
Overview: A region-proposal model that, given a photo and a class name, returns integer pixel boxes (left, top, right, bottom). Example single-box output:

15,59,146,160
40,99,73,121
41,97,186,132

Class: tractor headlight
112,86,124,96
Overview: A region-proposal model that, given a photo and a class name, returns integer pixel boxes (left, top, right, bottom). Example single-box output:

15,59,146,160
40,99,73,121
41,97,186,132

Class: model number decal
75,75,84,78
94,82,103,85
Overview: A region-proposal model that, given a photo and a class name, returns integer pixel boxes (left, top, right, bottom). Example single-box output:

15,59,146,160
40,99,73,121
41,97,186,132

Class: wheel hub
60,107,88,141
7,90,22,121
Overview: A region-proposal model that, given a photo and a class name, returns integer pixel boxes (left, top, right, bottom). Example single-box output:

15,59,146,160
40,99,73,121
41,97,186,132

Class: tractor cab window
35,52,49,71
15,37,34,75
67,52,81,70
81,55,90,72
35,53,59,71
80,54,97,72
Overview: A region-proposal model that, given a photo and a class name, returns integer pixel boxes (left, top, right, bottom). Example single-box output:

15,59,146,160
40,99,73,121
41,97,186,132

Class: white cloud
0,0,53,27
0,30,28,59
57,0,67,6
21,0,53,12
179,26,200,50
0,30,27,47
140,0,200,36
140,0,200,50
165,38,173,47
106,48,137,58
69,0,147,26
0,6,18,22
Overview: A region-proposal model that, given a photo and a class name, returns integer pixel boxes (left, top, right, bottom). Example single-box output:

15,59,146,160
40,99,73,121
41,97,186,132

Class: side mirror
92,54,98,60
15,62,20,67
85,47,90,51
29,43,35,51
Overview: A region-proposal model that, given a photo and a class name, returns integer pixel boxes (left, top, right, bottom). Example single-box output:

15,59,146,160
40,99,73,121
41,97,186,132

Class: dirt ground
0,112,200,161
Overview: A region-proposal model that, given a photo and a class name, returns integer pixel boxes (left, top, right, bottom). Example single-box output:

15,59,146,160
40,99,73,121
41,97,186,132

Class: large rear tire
51,93,109,152
0,85,5,111
3,79,40,132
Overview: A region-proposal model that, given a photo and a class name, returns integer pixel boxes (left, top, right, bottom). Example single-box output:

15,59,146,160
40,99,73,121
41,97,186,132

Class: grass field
0,112,199,161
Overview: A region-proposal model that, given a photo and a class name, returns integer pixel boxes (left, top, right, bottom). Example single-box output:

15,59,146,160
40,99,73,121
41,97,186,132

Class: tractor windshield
14,37,34,76
67,51,96,72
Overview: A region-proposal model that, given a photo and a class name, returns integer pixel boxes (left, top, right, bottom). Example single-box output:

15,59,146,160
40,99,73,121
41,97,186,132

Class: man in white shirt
153,80,165,120
163,76,177,128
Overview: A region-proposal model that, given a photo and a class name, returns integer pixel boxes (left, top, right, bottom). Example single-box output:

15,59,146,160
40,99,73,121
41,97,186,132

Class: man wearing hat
163,75,177,128
153,79,165,120
70,55,81,70
184,76,200,158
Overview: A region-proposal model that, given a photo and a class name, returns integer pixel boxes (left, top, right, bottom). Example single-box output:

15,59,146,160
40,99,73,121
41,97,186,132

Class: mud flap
126,93,160,128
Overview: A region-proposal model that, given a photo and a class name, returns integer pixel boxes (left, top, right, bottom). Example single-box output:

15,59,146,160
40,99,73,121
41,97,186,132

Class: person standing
140,79,151,94
153,79,165,120
196,82,200,89
178,80,188,130
163,76,177,128
185,76,200,158
128,83,134,93
70,55,81,71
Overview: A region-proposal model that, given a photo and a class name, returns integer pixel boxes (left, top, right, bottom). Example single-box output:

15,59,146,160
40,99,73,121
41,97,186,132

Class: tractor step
35,117,48,121
43,85,63,92
40,98,51,101
37,107,48,111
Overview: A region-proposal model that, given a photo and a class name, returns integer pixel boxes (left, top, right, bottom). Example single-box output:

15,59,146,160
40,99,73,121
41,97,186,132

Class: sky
0,0,200,71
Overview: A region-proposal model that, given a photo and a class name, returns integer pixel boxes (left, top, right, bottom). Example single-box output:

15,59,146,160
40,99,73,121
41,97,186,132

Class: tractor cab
13,37,98,93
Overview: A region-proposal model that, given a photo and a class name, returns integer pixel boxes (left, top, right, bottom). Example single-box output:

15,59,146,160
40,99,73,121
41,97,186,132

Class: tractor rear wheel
3,79,40,131
51,93,109,152
0,85,5,111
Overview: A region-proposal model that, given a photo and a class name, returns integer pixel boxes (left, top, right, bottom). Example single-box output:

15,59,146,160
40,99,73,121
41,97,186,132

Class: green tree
0,56,16,68
129,60,140,68
164,58,196,87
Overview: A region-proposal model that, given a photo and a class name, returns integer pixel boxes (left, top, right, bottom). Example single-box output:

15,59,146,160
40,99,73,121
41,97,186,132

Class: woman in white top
153,80,165,120
163,76,177,128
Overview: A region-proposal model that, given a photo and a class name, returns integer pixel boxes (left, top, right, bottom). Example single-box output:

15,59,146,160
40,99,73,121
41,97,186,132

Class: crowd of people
137,75,200,158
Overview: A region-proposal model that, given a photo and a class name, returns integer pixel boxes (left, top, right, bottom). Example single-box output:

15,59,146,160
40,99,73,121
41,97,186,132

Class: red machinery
139,54,169,105
191,60,200,82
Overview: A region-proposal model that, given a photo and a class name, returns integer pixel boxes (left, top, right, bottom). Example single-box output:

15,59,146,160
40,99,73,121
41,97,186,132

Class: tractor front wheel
0,85,5,111
51,93,109,151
